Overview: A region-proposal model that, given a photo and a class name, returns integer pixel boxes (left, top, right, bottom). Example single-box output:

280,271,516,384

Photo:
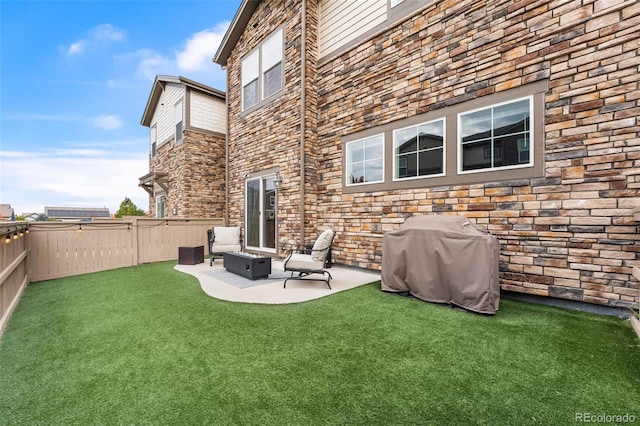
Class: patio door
246,175,276,252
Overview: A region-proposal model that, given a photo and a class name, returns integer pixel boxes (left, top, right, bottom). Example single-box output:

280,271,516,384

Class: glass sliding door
245,175,276,251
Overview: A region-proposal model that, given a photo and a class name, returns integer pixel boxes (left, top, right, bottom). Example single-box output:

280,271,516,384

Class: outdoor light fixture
5,234,10,243
13,232,18,240
78,224,83,233
273,172,283,190
171,207,178,215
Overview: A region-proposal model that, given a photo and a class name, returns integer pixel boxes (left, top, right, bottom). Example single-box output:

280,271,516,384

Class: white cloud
0,145,149,215
91,24,126,42
67,41,86,55
65,23,126,56
137,50,174,80
93,115,122,130
176,22,230,72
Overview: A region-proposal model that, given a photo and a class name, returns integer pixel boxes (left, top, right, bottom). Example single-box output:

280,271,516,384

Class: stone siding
314,0,639,309
149,129,225,219
225,0,307,245
225,0,639,309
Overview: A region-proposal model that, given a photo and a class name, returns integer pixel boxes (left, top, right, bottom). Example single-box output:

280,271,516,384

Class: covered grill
381,215,500,315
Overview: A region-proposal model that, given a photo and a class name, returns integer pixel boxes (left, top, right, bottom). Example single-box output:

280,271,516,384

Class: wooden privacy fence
0,218,223,334
0,222,29,335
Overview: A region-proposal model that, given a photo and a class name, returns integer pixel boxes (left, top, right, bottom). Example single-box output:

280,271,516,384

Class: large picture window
341,81,546,193
346,135,384,185
459,98,531,172
394,119,444,180
241,28,283,111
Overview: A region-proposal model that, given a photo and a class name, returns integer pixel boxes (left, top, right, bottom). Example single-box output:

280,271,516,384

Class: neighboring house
139,75,227,219
0,204,14,220
22,213,41,222
45,206,111,221
213,0,639,311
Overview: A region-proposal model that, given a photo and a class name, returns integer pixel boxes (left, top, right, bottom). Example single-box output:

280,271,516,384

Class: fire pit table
223,252,272,280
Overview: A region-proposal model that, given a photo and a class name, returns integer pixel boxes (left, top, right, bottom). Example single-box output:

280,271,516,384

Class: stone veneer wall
314,0,639,309
225,0,308,247
149,129,226,219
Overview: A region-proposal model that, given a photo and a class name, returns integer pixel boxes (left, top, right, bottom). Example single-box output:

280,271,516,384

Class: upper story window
459,98,531,173
175,100,184,143
346,134,384,185
242,28,283,111
150,125,157,158
394,119,444,180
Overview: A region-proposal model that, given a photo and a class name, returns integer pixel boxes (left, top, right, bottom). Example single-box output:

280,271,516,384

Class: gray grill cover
381,215,500,314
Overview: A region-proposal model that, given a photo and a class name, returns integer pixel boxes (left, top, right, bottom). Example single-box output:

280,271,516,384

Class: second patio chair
209,226,242,266
283,229,335,289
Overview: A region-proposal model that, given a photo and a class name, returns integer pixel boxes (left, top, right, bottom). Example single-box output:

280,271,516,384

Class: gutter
300,0,306,247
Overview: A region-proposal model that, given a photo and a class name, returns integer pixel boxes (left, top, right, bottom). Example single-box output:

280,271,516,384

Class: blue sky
0,0,241,216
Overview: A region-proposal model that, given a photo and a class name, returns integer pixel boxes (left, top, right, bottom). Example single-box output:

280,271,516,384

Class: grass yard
0,261,638,425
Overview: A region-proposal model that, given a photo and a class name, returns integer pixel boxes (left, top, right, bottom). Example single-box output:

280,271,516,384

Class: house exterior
214,0,639,311
0,204,14,220
139,75,227,218
44,206,111,221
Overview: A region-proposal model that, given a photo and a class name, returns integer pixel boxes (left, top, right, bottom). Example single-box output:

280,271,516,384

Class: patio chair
283,229,335,289
208,226,242,266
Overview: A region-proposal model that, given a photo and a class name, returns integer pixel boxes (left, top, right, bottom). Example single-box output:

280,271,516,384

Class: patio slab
175,259,381,304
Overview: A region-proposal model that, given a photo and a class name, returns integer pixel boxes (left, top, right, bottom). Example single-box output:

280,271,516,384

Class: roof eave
213,0,262,66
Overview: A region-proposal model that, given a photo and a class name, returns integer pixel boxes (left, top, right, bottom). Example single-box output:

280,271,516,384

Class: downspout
299,0,306,247
224,67,230,226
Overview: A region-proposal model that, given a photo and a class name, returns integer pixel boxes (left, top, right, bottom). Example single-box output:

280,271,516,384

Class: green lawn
1,261,638,425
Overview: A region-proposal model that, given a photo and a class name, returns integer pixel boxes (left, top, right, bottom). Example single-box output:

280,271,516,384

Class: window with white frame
459,98,531,172
390,0,406,7
150,124,157,157
346,135,384,185
262,31,283,99
242,28,283,111
175,100,184,143
394,119,444,179
242,50,259,110
156,195,165,218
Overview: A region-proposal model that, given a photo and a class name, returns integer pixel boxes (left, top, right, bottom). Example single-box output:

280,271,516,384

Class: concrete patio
175,259,381,304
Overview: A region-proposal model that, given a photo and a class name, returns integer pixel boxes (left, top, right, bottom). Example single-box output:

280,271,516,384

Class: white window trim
457,96,534,175
392,118,446,182
345,134,385,187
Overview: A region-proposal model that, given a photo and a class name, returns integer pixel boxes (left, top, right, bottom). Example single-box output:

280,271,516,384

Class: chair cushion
311,229,334,262
212,244,241,253
286,253,325,272
214,227,240,245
